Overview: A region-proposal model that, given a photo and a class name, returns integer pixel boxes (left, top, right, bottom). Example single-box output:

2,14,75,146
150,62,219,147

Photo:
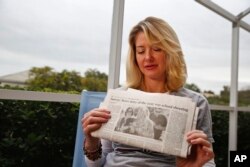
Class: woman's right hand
81,108,111,150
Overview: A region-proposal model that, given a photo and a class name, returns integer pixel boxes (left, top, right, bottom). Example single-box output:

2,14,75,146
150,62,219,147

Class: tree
26,66,83,92
184,83,201,93
204,90,215,94
81,69,108,91
26,67,108,92
238,89,250,106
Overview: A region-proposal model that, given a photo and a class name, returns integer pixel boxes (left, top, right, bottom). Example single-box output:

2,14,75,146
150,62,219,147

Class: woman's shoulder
171,87,208,103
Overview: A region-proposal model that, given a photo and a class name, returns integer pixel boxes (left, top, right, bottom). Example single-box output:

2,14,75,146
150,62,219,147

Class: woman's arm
85,139,113,167
82,108,111,166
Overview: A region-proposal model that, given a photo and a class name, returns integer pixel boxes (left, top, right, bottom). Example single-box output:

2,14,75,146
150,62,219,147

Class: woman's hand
176,130,215,167
81,108,111,150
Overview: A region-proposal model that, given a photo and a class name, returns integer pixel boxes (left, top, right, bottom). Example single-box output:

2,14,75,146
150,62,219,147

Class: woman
116,107,135,133
82,16,215,167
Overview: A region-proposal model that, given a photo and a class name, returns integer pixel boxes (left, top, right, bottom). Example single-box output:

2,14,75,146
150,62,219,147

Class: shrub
0,100,79,167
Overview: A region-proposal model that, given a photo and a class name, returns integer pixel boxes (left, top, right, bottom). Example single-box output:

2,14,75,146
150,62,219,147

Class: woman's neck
141,78,167,93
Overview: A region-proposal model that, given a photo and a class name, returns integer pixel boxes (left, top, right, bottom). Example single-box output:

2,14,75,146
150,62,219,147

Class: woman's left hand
176,130,215,167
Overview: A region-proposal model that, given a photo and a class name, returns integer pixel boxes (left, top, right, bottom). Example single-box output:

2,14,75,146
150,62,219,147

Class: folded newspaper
91,88,199,158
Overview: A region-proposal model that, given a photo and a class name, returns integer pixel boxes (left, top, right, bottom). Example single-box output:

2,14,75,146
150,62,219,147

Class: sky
0,0,249,94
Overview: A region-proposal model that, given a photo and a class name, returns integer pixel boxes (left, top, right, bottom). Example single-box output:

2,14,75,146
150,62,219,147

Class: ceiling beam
195,0,250,32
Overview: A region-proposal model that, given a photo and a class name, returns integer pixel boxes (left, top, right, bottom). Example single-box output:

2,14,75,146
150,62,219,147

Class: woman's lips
144,64,158,70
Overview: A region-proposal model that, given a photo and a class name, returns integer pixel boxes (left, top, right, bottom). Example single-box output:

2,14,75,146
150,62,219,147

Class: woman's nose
145,50,153,60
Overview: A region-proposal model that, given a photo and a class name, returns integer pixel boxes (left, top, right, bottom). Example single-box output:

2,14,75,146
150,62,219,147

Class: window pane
120,0,250,95
0,0,112,91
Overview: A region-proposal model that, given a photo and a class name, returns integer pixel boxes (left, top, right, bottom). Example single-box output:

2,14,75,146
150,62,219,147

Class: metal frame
108,0,124,89
195,0,250,32
0,89,80,102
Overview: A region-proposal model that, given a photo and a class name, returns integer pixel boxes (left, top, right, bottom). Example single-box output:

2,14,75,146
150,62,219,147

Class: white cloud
0,0,249,93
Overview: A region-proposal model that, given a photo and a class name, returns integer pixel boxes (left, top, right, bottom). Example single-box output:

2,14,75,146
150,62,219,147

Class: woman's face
125,108,133,117
135,32,167,81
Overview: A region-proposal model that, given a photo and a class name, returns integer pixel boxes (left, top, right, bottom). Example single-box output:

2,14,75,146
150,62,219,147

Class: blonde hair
126,16,187,92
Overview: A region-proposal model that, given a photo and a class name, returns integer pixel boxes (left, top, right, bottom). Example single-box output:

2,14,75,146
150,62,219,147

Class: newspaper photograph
91,88,199,158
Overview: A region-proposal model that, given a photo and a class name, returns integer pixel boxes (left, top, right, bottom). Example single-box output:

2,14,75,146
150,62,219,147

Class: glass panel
121,0,250,95
0,0,112,92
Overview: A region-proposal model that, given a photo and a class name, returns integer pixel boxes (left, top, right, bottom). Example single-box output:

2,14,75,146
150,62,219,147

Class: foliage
207,86,250,166
238,112,250,150
210,111,250,167
208,85,250,107
210,110,229,166
81,69,108,91
27,66,83,92
185,83,250,166
0,100,79,167
184,83,201,93
26,67,108,92
238,89,250,106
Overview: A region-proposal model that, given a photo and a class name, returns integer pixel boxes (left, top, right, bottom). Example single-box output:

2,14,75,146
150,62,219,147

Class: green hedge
1,100,250,167
211,111,250,167
0,100,79,167
211,110,229,166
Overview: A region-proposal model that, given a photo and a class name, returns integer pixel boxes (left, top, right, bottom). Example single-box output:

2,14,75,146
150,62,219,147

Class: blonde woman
82,16,215,167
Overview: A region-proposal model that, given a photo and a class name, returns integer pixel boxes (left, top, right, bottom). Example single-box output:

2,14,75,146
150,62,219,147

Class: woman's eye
152,47,161,52
137,50,144,54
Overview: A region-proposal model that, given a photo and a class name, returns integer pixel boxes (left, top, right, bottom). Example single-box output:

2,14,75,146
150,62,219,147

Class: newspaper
91,88,199,158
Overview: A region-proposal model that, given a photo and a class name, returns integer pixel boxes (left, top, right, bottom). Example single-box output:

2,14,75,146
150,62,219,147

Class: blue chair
73,91,106,167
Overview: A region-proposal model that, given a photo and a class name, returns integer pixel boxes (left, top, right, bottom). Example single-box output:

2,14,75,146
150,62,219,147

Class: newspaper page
91,89,198,158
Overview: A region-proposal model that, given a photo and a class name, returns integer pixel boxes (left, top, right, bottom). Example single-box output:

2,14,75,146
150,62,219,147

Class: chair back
73,91,106,167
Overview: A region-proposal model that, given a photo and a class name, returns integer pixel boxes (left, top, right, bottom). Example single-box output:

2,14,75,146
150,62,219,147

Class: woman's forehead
135,32,162,47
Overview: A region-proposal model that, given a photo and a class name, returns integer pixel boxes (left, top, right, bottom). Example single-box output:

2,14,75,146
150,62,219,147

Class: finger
187,130,205,137
81,109,111,123
83,123,103,135
90,110,111,118
83,115,110,127
187,131,207,141
84,108,110,118
190,138,211,147
91,108,111,114
187,129,203,136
